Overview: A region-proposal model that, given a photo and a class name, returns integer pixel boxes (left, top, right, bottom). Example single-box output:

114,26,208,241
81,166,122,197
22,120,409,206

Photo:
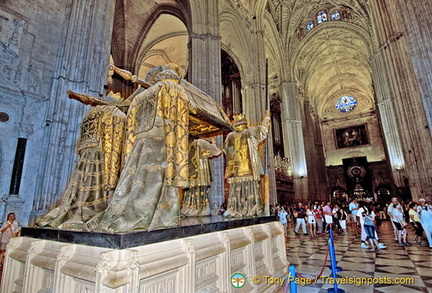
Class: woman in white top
0,213,20,265
278,207,288,237
306,205,316,237
391,203,411,246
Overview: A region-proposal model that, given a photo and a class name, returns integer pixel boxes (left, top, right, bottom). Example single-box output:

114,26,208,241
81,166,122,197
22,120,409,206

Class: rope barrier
284,229,345,292
295,242,330,282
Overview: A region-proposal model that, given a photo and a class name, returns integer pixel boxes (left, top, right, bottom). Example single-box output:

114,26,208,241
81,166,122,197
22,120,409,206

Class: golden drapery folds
181,139,221,216
224,115,271,182
35,103,126,229
223,113,271,217
158,79,189,187
125,79,189,188
100,105,127,190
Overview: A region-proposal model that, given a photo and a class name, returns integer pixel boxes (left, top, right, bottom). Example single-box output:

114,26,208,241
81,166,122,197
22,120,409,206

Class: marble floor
280,220,432,293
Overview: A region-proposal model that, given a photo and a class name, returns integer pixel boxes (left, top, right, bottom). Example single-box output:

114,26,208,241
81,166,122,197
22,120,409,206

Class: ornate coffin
180,80,232,137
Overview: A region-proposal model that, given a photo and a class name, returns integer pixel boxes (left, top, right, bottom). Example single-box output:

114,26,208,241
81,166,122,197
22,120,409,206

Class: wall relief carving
0,10,24,58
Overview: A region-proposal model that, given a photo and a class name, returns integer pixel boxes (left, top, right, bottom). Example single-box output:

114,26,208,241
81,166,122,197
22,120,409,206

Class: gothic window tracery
302,7,346,34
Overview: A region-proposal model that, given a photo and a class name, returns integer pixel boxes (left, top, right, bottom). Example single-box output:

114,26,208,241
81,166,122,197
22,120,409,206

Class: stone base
1,218,288,292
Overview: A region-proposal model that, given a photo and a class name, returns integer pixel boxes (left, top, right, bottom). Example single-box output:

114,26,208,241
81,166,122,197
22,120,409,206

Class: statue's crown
233,113,245,121
233,113,247,125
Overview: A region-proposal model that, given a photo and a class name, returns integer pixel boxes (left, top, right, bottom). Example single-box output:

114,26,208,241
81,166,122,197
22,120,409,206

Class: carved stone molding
14,121,33,138
96,251,116,274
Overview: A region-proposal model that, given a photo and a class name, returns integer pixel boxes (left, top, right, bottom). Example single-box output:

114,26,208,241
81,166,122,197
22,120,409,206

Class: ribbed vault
293,22,374,120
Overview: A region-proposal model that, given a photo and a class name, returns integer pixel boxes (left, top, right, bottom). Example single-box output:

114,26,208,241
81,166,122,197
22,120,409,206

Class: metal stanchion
290,265,297,293
328,229,344,293
284,265,297,293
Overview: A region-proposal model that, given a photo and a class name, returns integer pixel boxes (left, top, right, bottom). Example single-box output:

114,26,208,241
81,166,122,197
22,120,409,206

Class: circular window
335,95,357,113
0,112,10,122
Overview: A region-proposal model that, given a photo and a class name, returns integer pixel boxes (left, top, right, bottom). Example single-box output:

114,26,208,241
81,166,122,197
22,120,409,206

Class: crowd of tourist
272,196,432,253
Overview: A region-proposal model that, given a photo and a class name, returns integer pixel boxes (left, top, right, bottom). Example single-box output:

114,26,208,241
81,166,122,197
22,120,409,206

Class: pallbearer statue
181,138,221,217
92,63,191,231
35,70,127,230
223,111,271,217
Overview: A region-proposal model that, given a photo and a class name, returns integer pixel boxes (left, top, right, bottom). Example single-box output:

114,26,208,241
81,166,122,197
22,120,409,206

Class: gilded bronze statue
35,73,127,230
92,63,191,231
181,138,221,216
223,111,271,217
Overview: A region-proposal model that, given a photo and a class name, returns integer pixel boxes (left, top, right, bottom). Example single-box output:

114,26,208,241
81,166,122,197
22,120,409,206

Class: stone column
188,0,224,213
280,82,308,201
371,56,405,186
369,0,432,199
396,0,432,135
302,100,329,200
30,0,116,221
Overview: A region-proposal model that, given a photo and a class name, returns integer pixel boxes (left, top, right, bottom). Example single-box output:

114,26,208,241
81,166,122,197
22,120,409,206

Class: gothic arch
219,10,253,83
133,7,190,74
110,1,191,75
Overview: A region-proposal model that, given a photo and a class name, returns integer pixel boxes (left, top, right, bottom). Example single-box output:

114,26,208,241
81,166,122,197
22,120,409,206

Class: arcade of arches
0,0,431,226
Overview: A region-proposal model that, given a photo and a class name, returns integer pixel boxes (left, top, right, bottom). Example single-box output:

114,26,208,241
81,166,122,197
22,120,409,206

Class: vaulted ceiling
293,22,374,120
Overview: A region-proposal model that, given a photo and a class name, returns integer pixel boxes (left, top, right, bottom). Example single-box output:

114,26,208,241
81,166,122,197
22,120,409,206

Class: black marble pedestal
21,215,277,249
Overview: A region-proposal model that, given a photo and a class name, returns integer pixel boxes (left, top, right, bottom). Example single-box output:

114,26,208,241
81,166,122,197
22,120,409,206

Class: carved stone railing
1,222,288,293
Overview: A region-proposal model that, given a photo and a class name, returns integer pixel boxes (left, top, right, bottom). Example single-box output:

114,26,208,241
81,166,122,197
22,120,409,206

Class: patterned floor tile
374,266,417,274
284,221,432,293
373,285,427,292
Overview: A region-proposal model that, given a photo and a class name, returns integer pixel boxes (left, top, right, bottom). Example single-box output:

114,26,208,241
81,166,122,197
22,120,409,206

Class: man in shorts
387,197,400,242
323,201,333,232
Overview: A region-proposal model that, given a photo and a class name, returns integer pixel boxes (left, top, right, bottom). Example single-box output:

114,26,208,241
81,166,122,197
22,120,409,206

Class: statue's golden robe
181,139,221,216
94,78,190,231
35,105,126,229
224,116,271,217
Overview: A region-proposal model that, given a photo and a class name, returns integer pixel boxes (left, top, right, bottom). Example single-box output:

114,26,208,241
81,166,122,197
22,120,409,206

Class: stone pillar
188,0,224,213
280,82,308,201
302,100,329,200
396,0,432,135
30,0,116,221
372,56,405,186
369,0,432,199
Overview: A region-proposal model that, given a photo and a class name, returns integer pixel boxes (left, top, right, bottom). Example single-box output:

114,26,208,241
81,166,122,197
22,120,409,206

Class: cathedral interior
1,1,432,292
0,0,431,228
